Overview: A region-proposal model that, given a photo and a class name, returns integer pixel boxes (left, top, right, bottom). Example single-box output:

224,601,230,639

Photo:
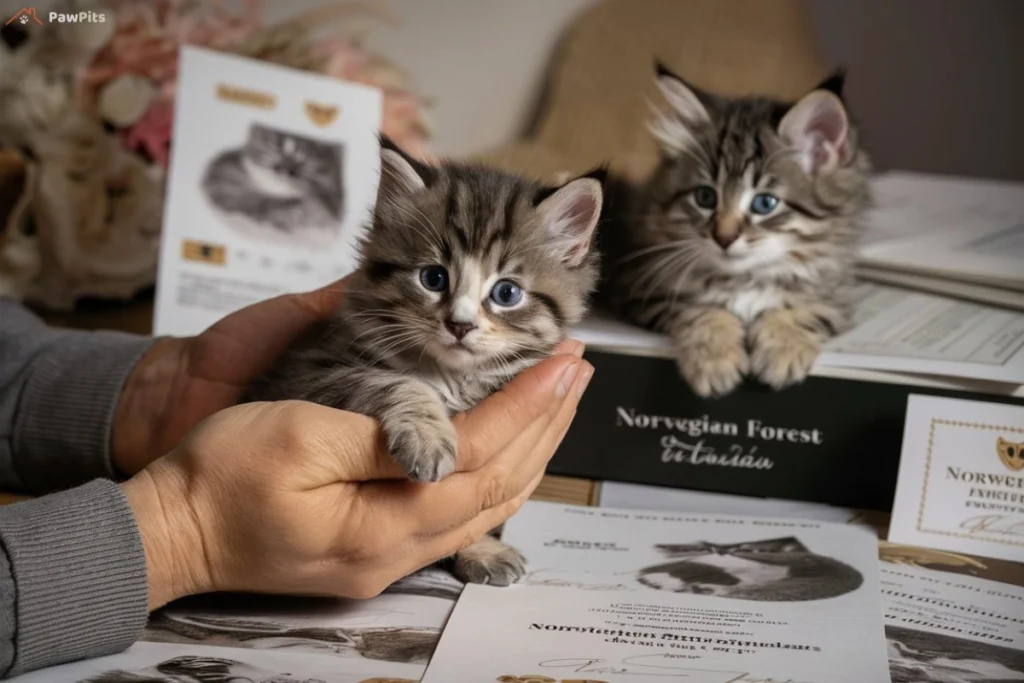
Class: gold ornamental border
918,418,1024,548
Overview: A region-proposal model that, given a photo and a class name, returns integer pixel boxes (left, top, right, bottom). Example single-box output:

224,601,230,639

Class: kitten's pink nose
445,320,477,340
712,231,739,250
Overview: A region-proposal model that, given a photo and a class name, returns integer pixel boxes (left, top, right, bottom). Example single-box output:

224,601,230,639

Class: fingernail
571,339,586,357
557,361,583,398
577,362,594,398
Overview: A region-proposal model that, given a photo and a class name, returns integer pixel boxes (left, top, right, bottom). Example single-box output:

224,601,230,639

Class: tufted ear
654,61,712,125
533,170,604,267
378,135,434,201
778,88,851,175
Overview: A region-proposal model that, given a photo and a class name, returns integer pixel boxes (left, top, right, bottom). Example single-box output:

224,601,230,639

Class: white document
7,641,421,683
153,46,382,337
599,481,862,524
8,567,461,682
888,395,1024,563
861,171,1024,291
422,501,891,683
881,562,1024,681
816,283,1024,383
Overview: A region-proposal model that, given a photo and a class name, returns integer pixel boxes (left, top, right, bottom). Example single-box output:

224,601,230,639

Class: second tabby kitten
245,138,603,585
601,64,871,397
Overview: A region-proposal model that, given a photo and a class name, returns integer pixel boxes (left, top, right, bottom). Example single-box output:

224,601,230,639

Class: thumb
451,342,586,471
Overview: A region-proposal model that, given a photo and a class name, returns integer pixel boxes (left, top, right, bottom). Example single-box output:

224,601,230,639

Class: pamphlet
879,547,1024,682
8,568,462,683
153,46,382,337
421,501,891,683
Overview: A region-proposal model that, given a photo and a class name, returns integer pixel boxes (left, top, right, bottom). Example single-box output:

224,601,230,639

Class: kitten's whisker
614,241,695,266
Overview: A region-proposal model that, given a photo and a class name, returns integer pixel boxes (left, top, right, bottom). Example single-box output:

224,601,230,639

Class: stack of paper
859,171,1024,310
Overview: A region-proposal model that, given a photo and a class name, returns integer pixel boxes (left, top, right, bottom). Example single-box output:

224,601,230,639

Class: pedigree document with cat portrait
889,395,1024,563
421,501,890,683
153,46,382,336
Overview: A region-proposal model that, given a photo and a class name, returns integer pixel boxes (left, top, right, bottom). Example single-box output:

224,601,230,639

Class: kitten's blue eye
490,280,523,307
419,265,448,292
750,193,780,215
692,186,718,210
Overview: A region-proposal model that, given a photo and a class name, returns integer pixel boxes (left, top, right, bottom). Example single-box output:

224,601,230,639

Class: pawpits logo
6,6,108,25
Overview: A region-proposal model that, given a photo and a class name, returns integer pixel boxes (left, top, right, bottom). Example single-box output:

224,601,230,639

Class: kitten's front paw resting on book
454,535,526,586
749,310,821,390
674,309,749,398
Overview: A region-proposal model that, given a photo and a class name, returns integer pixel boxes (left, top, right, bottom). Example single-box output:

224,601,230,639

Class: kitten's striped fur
600,65,871,397
246,138,603,586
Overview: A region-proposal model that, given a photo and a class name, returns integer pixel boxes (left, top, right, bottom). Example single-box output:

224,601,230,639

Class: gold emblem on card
305,101,339,127
997,436,1024,472
216,83,276,109
182,239,226,265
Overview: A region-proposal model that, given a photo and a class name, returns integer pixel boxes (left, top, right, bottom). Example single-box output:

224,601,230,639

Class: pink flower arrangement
74,0,433,169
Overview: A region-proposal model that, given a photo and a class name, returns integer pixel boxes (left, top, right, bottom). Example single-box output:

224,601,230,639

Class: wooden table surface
0,475,598,508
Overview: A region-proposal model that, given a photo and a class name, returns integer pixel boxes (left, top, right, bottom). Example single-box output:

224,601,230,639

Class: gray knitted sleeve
0,297,155,676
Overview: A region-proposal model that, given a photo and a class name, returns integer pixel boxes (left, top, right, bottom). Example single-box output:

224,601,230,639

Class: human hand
121,340,592,610
111,278,350,475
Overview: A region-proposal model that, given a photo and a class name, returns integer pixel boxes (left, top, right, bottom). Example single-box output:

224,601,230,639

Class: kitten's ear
654,60,712,125
815,68,847,101
379,135,434,199
533,171,604,267
778,88,851,175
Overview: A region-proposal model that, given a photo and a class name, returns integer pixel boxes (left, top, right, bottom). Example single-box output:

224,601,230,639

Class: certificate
888,395,1024,563
422,501,891,683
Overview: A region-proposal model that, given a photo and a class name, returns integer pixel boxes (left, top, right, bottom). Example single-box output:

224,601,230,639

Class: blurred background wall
294,0,1024,180
6,0,1021,179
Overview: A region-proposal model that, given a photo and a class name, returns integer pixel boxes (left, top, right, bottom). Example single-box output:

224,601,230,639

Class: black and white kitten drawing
202,123,344,247
600,64,871,397
245,138,604,586
636,536,864,601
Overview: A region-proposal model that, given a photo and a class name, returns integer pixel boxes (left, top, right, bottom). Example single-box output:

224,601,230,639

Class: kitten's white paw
749,312,821,390
674,310,749,398
454,536,526,587
383,393,458,482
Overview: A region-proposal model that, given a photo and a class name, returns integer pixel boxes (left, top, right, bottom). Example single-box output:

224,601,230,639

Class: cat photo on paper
201,122,345,247
886,625,1024,683
145,612,438,664
636,536,864,601
78,655,327,683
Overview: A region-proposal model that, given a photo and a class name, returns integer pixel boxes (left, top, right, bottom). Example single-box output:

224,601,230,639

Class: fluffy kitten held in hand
601,64,871,397
245,138,604,585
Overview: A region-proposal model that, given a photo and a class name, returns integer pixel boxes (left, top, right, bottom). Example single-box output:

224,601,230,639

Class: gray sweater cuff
0,479,148,675
13,331,155,493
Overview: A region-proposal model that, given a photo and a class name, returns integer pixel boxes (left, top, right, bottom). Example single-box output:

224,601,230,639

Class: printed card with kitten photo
153,46,382,336
421,500,891,683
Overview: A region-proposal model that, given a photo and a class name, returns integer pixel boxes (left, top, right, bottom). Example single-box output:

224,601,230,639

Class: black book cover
552,350,1024,511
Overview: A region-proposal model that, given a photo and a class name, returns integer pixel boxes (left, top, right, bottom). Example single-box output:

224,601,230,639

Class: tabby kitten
636,536,864,601
601,64,871,397
245,138,604,585
202,123,344,243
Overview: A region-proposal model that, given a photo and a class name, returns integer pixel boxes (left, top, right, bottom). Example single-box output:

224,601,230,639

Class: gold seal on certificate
888,395,1024,563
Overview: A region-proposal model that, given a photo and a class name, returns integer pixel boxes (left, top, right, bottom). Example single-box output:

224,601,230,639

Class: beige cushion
473,0,832,184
